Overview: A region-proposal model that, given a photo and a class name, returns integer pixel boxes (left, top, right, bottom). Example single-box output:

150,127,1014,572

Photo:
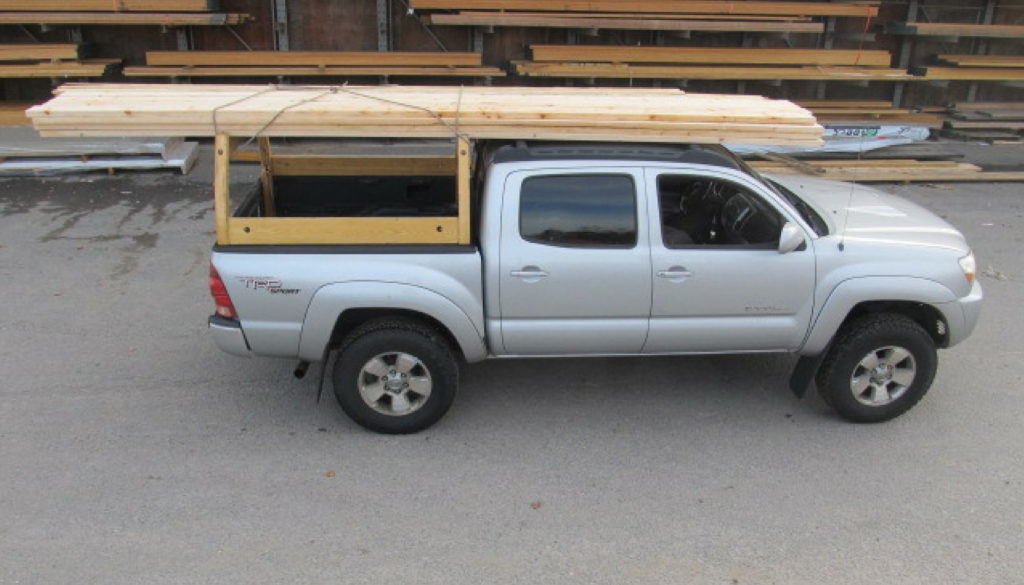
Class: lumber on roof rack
0,0,217,10
28,84,824,146
410,0,879,17
146,51,483,67
0,12,250,25
425,13,824,33
530,45,892,67
884,22,1024,39
0,44,80,61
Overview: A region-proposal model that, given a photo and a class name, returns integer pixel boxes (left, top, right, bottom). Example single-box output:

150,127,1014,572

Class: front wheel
333,318,458,434
817,313,937,423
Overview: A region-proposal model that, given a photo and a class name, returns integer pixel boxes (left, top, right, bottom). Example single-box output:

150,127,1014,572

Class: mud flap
789,345,831,398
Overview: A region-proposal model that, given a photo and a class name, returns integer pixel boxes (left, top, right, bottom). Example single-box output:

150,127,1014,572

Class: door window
657,175,782,248
520,174,637,248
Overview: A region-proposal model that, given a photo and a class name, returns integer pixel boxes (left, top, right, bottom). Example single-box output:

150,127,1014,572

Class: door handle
657,267,693,279
511,267,549,279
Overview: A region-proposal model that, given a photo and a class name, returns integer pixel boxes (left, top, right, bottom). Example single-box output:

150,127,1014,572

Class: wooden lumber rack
124,51,505,79
28,83,822,246
0,0,251,26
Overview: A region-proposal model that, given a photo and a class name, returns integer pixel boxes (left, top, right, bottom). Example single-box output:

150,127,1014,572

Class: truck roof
489,141,747,172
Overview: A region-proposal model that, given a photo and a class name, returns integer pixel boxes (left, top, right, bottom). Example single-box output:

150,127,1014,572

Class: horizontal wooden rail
411,0,879,17
228,217,461,245
426,12,823,33
0,12,250,25
0,44,80,61
530,45,891,67
914,66,1024,81
0,58,118,77
938,55,1024,68
269,155,457,176
455,10,812,21
147,51,483,67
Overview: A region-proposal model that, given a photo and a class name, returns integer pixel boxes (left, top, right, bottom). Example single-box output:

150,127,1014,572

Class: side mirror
778,222,806,254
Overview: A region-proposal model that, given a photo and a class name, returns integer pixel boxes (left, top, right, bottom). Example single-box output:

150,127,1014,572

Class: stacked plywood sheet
124,51,505,79
28,84,824,146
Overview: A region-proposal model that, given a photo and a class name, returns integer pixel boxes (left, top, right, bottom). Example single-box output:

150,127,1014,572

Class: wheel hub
383,371,406,393
871,363,894,383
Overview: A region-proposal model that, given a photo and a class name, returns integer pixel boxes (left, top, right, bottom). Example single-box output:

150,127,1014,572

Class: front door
498,169,652,355
644,169,816,353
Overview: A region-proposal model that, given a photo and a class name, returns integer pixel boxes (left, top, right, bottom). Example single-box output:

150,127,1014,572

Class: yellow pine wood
228,217,461,245
919,67,1024,81
146,51,484,67
258,137,275,217
515,61,911,80
0,44,80,61
426,12,823,32
0,58,116,77
938,55,1024,68
530,45,891,67
410,1,879,17
214,133,232,245
797,100,893,108
457,138,471,245
269,155,457,176
0,101,32,125
456,11,812,21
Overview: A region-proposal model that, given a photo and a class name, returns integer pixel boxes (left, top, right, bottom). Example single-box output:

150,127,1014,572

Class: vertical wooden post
214,133,232,245
258,136,276,217
456,137,472,245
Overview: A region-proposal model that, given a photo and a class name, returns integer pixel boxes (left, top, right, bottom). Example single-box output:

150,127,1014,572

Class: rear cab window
519,174,637,248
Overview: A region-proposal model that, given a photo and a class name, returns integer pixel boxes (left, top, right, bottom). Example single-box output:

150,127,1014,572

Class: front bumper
951,279,983,347
208,314,252,357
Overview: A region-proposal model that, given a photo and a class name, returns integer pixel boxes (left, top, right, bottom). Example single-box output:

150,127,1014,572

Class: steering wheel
720,192,757,245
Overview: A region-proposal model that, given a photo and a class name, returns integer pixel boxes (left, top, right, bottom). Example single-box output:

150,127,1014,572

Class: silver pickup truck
208,142,982,433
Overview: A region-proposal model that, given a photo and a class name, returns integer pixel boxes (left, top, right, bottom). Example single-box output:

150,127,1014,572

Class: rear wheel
817,313,937,423
333,318,458,434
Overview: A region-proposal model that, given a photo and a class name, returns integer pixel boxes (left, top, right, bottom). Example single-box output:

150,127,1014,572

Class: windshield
763,178,829,236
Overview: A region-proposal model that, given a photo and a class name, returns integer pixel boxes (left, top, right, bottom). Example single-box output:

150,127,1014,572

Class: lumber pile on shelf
883,22,1024,40
943,102,1024,143
751,158,1024,182
0,1,251,26
415,0,877,33
28,83,824,146
516,44,907,81
0,101,33,125
0,44,117,78
124,51,505,79
798,100,943,128
0,126,197,175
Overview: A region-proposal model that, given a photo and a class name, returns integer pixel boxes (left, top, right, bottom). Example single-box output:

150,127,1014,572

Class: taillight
209,264,238,319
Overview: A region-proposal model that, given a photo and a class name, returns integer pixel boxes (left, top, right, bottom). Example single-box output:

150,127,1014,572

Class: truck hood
764,173,971,254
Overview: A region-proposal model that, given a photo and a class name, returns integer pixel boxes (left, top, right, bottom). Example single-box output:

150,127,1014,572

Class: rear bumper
208,315,252,357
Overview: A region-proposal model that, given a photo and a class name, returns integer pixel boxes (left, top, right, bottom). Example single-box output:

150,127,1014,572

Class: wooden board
515,61,912,80
796,100,893,108
0,12,250,25
454,10,813,21
915,67,1024,81
29,84,824,147
885,22,1024,39
426,12,823,33
269,154,457,176
951,101,1024,110
146,51,483,67
0,0,217,10
752,159,1024,182
227,217,461,245
410,1,880,17
0,44,80,61
530,45,891,67
0,101,33,125
938,55,1024,68
124,66,506,78
0,58,117,78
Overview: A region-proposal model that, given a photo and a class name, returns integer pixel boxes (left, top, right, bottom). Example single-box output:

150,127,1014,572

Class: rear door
497,168,652,355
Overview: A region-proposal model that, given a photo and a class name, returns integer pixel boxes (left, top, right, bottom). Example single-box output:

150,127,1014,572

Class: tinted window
520,174,636,248
658,175,782,249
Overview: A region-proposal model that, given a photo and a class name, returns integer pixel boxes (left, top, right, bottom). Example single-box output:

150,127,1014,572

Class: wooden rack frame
213,135,472,246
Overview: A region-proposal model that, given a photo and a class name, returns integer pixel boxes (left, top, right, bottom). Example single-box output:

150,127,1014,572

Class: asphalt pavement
1,148,1022,585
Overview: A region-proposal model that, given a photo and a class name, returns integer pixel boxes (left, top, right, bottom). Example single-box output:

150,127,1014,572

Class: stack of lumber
124,51,505,79
515,44,908,81
798,100,943,128
943,101,1024,143
0,126,197,175
883,22,1024,40
0,0,251,26
0,44,117,78
416,1,881,34
28,83,824,146
750,158,1024,182
913,52,1024,82
0,101,34,125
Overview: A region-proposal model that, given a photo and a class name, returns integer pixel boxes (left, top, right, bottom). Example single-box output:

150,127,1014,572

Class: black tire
816,313,937,423
333,317,458,434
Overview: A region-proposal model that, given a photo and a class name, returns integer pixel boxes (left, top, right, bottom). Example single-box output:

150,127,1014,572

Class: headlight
959,251,976,284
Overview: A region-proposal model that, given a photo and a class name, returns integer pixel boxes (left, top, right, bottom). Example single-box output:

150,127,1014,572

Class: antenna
837,125,868,252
